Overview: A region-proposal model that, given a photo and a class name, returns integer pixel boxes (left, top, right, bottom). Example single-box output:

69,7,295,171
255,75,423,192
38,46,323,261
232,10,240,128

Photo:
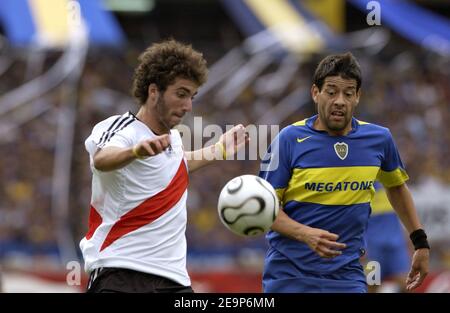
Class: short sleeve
377,130,409,188
84,115,136,157
102,131,134,149
259,128,292,203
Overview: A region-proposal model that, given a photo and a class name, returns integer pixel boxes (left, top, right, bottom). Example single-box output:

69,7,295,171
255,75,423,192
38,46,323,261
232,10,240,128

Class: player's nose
333,92,346,107
183,98,193,113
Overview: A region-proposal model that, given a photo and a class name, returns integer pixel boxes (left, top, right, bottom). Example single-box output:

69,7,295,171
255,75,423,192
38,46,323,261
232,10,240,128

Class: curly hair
132,39,208,105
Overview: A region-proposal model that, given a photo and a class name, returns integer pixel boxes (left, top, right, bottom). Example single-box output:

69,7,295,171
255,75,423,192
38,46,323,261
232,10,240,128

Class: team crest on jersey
334,142,348,160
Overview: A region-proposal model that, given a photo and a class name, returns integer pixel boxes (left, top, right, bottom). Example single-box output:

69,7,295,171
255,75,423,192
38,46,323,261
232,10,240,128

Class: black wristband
410,229,430,250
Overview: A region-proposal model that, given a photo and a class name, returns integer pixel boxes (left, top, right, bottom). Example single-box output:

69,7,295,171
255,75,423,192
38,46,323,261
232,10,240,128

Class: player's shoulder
92,114,122,131
93,112,136,130
92,112,140,142
286,118,313,136
355,119,392,138
291,118,308,127
275,118,313,145
282,118,309,133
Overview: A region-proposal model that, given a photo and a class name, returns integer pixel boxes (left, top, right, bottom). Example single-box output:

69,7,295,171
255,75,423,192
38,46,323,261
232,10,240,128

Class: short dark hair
132,39,208,105
313,52,362,91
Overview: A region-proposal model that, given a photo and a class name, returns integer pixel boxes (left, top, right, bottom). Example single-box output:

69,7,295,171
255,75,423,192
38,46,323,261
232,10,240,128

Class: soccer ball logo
217,175,279,236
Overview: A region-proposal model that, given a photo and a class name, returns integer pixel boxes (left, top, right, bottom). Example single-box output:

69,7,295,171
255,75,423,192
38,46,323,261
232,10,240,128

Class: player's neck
136,106,170,135
313,117,352,136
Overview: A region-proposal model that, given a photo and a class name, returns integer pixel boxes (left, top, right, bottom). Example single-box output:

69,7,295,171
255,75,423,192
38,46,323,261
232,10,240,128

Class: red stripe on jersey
100,160,189,251
86,205,103,240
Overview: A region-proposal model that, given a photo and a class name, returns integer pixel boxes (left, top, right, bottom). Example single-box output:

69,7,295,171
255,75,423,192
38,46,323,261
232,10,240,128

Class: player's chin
170,115,183,127
327,120,346,131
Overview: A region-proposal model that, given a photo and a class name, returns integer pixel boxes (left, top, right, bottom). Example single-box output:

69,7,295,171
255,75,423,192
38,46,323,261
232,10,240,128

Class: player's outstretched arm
271,210,346,258
93,134,171,172
385,183,430,290
185,124,249,172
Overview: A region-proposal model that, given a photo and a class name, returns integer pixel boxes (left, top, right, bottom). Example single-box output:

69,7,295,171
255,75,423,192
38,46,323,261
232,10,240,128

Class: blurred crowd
0,11,449,273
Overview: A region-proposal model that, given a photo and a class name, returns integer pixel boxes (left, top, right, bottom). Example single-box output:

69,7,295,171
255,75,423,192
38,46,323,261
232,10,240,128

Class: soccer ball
217,175,279,236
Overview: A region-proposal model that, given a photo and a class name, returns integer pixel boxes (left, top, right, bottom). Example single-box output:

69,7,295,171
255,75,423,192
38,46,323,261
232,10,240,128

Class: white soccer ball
217,175,279,236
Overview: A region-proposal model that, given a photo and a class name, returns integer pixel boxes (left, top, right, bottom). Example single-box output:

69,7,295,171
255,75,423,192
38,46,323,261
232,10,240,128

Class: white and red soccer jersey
80,111,190,286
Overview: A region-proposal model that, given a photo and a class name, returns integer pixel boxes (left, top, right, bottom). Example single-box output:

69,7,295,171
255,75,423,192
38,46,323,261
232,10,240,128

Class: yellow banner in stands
28,0,71,46
303,0,345,33
244,0,324,54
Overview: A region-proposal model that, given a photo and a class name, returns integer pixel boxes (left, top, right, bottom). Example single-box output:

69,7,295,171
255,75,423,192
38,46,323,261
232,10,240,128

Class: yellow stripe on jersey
377,168,409,188
275,188,286,204
357,119,370,125
371,188,394,215
284,166,379,205
292,119,307,126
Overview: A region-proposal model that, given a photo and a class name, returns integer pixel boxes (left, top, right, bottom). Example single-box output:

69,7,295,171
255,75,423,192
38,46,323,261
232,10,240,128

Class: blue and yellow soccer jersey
370,181,394,215
259,115,408,291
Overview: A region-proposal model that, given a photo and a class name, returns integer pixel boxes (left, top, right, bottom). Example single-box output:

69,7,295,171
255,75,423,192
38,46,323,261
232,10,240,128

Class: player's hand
218,124,249,159
133,134,171,158
303,226,346,258
406,248,429,291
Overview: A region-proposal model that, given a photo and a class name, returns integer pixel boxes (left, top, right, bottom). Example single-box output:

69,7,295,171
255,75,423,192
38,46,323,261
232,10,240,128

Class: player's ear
355,88,361,106
311,84,319,104
148,83,159,103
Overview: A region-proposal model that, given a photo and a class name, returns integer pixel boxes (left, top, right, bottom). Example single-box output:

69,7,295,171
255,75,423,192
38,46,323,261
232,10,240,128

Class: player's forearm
186,144,220,172
93,146,136,172
386,183,423,233
271,209,310,243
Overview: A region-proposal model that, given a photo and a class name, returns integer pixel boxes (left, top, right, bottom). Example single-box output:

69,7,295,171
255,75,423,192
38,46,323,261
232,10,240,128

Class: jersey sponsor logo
285,167,379,205
334,142,348,160
305,180,374,192
296,136,312,143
